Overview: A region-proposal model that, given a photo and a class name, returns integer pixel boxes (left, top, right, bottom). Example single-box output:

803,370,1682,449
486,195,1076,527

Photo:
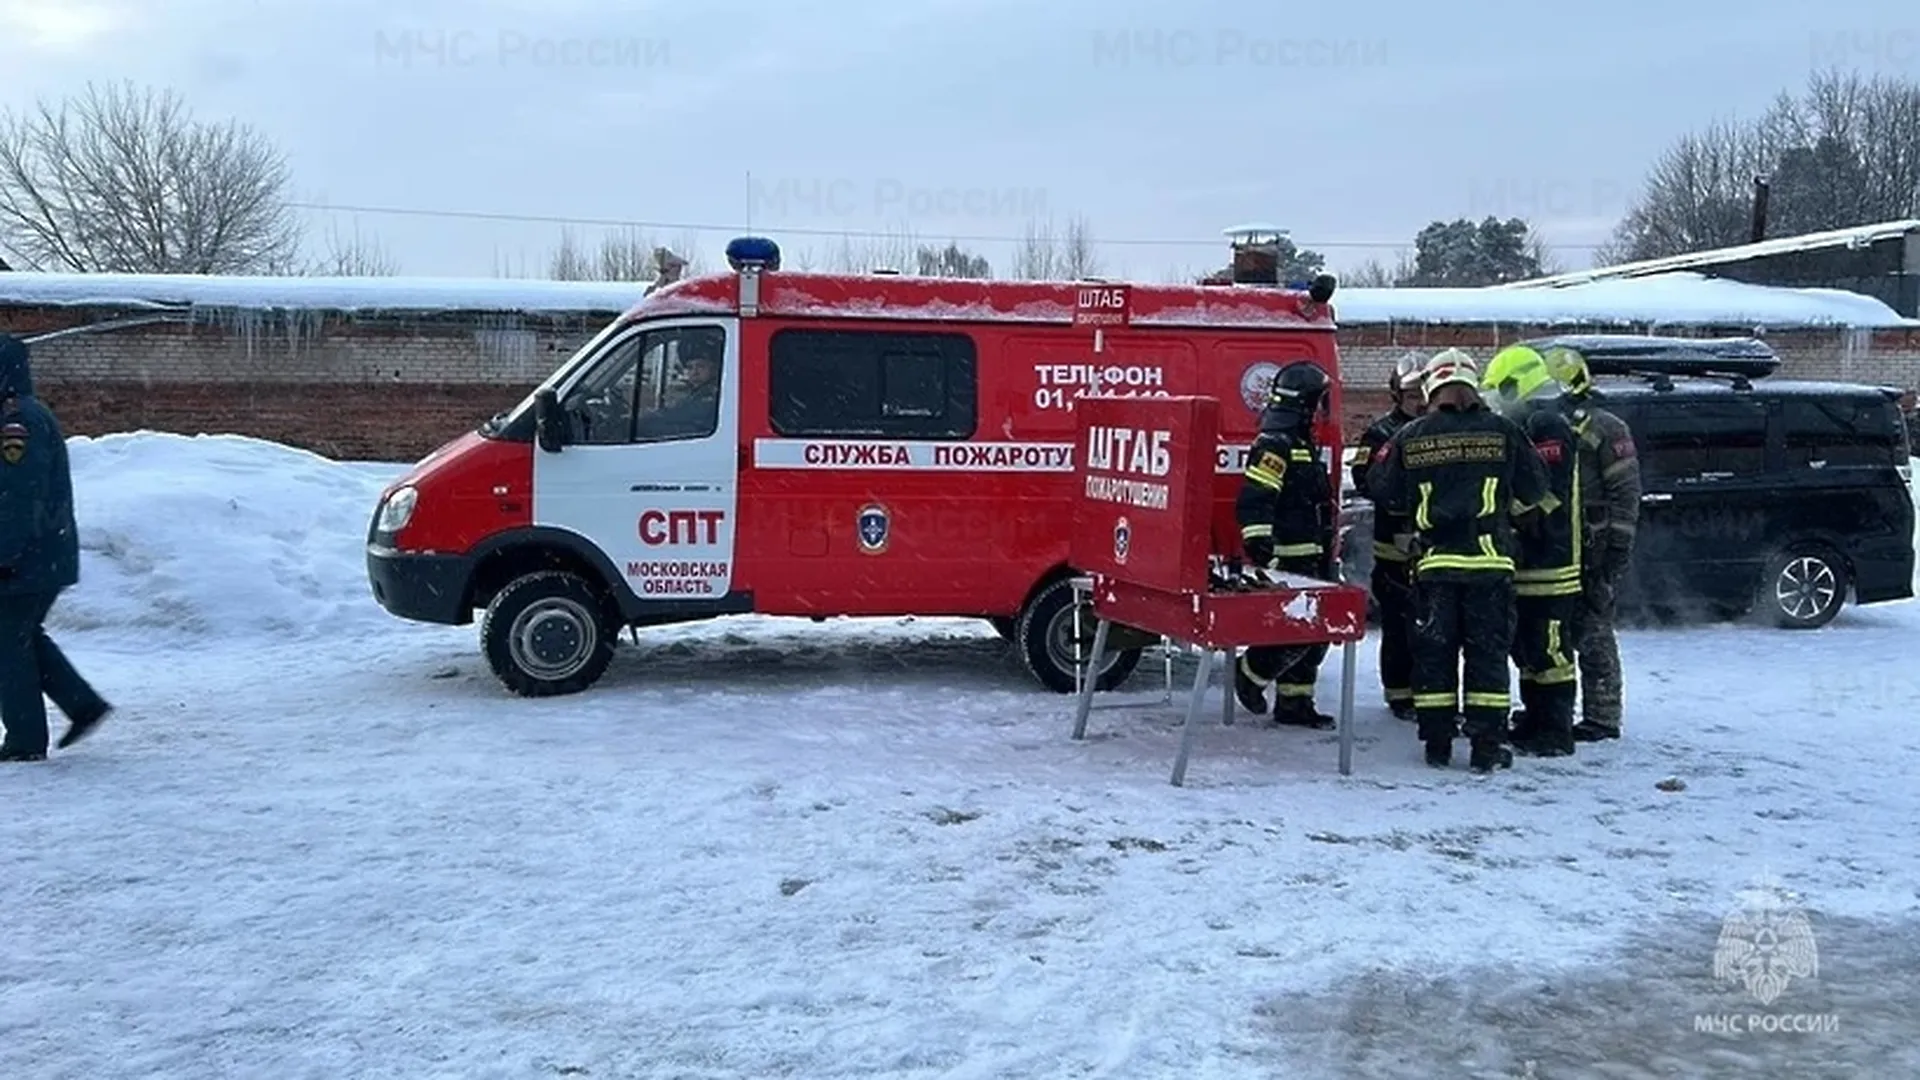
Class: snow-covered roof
0,270,648,313
1497,219,1920,290
1336,272,1917,328
0,266,1912,328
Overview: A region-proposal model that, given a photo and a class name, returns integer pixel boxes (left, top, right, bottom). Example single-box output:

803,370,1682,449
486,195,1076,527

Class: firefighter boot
1272,697,1336,730
1469,739,1513,774
1424,739,1452,768
1572,721,1620,742
1389,700,1416,722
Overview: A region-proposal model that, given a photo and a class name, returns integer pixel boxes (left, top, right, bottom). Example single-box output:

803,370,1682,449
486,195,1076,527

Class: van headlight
378,486,419,532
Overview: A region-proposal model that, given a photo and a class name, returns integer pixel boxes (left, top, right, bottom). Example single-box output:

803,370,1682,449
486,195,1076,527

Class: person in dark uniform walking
0,335,111,762
1232,360,1338,728
1350,352,1426,720
1541,346,1641,742
1483,345,1583,757
1366,349,1551,772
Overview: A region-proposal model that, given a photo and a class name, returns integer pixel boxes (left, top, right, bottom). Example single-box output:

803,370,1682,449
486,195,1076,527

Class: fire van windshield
478,317,629,436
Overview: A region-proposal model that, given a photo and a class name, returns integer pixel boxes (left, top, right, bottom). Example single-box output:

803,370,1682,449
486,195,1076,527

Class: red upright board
1069,395,1218,597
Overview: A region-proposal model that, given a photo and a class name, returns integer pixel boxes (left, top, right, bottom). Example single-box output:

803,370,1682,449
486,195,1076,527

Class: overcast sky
0,0,1909,281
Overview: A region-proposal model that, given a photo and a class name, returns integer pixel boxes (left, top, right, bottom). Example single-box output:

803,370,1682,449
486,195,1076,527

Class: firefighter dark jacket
0,335,80,596
1351,406,1418,564
1569,398,1642,573
1235,426,1332,572
1363,398,1552,581
1511,401,1582,597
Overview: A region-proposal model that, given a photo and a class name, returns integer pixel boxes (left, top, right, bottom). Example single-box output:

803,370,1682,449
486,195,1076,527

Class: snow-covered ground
4,432,1918,1078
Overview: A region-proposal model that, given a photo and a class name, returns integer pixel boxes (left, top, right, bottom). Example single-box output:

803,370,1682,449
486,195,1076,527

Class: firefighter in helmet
1232,360,1338,728
1350,352,1427,720
1482,345,1582,756
1540,346,1641,742
1365,348,1551,772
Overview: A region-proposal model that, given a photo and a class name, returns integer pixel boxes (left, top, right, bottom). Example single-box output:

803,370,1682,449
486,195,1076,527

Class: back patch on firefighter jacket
1400,432,1507,469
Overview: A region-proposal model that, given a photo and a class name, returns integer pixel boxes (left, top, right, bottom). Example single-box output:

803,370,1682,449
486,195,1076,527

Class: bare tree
1343,251,1416,287
546,226,701,283
914,240,991,277
306,221,398,276
821,229,919,273
1011,217,1058,279
0,81,301,273
1060,216,1103,278
1604,71,1920,261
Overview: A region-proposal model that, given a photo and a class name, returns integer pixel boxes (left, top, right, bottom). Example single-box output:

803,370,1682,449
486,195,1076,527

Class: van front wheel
481,570,617,696
1015,577,1141,693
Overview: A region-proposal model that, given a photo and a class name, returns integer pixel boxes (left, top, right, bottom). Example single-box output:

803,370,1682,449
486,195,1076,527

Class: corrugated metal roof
1498,219,1920,290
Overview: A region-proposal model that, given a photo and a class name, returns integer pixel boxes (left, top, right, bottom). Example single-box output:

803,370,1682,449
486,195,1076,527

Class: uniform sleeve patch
1612,437,1637,458
1256,450,1286,474
0,420,28,466
1532,439,1564,463
1370,442,1392,463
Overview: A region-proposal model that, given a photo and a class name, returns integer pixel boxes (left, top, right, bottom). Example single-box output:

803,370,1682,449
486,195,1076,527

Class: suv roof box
1520,334,1781,381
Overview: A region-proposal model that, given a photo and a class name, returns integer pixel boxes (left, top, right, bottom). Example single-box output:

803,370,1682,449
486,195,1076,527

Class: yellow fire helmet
1482,344,1559,415
1540,345,1593,396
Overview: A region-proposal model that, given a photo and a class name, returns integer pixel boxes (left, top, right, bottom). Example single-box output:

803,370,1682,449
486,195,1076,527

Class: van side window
1635,399,1768,479
769,329,977,439
562,325,725,445
1780,397,1903,469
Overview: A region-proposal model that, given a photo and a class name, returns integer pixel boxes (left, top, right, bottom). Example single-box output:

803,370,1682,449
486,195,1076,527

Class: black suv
1339,335,1915,629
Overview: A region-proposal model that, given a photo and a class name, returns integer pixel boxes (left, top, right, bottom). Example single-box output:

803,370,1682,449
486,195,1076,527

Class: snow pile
1337,271,1916,328
47,432,403,638
3,265,1915,329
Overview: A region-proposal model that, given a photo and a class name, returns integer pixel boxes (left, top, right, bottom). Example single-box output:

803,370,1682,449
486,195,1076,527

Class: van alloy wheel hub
510,598,597,679
1775,557,1836,620
1050,604,1123,677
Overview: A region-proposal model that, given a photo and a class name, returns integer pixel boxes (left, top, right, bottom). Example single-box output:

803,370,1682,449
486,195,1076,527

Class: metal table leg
1221,645,1235,727
1070,619,1110,741
1170,649,1215,787
1338,638,1357,776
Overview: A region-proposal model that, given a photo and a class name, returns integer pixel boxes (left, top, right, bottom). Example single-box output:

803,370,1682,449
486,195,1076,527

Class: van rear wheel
1015,577,1141,693
1761,545,1849,629
481,570,618,696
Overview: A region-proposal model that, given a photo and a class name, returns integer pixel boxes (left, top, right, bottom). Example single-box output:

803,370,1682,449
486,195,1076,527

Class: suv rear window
1634,398,1769,479
1779,396,1908,468
768,329,978,439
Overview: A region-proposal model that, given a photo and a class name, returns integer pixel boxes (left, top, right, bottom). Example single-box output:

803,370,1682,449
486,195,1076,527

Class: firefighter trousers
1240,554,1329,709
1511,593,1580,746
0,589,109,757
1371,557,1414,708
1410,574,1515,745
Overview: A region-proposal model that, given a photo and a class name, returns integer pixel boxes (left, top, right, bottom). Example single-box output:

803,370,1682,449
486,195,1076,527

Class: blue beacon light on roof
725,236,782,271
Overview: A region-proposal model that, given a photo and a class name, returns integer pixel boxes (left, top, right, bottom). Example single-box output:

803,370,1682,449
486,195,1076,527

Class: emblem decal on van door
856,503,890,554
1240,362,1280,411
1113,516,1131,564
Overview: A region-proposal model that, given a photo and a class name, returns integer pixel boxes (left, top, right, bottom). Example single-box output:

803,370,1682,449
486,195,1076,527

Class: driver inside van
634,339,721,440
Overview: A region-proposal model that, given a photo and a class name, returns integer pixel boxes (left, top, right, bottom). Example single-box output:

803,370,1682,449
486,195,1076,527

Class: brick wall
5,301,1918,462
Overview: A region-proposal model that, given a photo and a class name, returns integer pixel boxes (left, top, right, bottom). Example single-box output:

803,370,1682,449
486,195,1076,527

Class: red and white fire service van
366,234,1344,696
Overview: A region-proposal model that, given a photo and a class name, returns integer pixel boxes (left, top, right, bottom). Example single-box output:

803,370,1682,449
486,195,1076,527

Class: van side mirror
534,388,565,453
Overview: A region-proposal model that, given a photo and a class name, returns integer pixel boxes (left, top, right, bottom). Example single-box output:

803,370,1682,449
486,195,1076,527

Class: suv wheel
1761,545,1849,629
1015,577,1142,693
481,570,618,696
